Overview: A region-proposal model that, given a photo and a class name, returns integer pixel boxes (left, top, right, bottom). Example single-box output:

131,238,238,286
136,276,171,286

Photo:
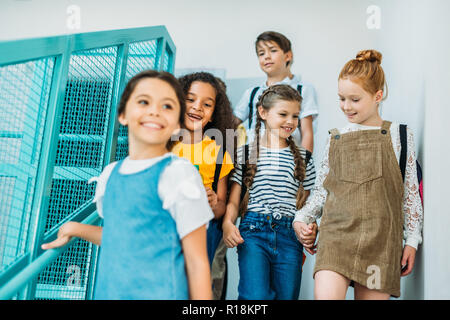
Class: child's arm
222,182,244,248
181,225,212,300
399,127,423,276
41,222,102,249
300,115,314,153
205,176,229,219
293,135,331,225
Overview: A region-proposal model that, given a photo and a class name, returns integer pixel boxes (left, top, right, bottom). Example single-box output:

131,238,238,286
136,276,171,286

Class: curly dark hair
178,72,236,157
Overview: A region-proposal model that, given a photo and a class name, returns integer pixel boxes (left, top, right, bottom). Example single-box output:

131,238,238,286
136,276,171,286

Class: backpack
399,124,423,204
248,84,303,129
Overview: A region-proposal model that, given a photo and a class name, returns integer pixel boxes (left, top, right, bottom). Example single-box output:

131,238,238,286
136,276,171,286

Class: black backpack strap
399,124,407,182
248,87,260,129
296,84,303,129
297,84,303,97
304,149,312,167
240,144,250,202
212,144,224,193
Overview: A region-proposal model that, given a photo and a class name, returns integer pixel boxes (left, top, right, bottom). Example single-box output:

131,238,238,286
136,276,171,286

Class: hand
41,221,78,250
293,221,318,255
222,220,244,248
205,187,218,210
401,245,417,276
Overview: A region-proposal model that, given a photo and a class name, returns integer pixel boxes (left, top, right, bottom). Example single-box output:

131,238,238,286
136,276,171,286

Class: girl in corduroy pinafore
293,50,423,299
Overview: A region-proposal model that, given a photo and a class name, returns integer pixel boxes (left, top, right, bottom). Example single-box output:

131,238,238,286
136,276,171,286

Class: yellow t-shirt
236,123,247,148
172,136,234,190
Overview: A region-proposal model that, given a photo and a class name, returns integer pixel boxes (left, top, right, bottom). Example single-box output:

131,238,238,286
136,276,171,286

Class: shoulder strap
240,144,250,202
297,84,303,97
304,149,312,166
399,124,407,182
328,128,340,137
381,120,392,131
212,144,224,193
296,85,303,130
248,87,260,129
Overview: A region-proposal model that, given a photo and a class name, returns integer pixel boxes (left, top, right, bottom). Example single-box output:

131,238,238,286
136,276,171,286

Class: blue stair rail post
22,36,75,300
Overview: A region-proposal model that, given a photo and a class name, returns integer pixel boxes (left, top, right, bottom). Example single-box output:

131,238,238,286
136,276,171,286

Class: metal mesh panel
0,29,176,301
35,239,96,300
0,58,54,272
114,40,159,161
34,46,117,300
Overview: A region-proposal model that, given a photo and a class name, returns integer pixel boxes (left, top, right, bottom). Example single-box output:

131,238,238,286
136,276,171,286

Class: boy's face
256,41,292,77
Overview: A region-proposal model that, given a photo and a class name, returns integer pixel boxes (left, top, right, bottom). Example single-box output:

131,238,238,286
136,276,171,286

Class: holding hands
293,221,318,255
223,220,244,248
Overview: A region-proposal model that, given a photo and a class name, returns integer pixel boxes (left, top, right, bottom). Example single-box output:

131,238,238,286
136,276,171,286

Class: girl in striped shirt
222,84,317,300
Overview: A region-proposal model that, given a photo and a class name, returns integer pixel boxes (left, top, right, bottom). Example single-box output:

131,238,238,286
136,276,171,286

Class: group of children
41,31,423,300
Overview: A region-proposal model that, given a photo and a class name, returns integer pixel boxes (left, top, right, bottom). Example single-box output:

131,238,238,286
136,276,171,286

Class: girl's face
338,78,383,126
118,78,181,153
258,99,300,142
256,41,292,77
184,81,216,132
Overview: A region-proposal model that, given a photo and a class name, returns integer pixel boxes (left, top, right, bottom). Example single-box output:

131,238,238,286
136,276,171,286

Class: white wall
2,0,448,300
421,0,450,300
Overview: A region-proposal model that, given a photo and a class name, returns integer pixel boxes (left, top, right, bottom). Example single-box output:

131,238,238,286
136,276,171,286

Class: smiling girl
42,70,213,300
172,72,235,266
223,84,317,300
293,50,423,300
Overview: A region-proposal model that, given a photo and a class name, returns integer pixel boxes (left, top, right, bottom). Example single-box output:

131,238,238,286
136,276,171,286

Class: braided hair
239,84,307,216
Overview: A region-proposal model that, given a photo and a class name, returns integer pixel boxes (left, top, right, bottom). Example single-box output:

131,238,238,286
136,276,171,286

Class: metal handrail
0,211,100,300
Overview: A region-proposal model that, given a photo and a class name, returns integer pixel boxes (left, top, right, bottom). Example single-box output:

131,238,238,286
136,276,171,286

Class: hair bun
356,50,382,64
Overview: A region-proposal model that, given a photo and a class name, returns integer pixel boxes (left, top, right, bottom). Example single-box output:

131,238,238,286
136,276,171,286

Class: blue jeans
207,217,223,266
237,211,303,300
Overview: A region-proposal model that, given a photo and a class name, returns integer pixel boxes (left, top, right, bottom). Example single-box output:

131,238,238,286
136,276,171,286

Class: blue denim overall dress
94,156,189,299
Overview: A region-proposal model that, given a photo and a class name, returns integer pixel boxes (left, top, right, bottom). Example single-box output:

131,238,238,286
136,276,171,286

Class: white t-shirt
89,153,214,239
233,75,319,146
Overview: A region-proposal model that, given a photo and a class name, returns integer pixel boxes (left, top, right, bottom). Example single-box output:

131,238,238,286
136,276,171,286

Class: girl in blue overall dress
42,70,214,299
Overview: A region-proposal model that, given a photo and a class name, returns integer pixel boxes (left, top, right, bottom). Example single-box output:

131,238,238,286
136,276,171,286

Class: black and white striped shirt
231,145,316,219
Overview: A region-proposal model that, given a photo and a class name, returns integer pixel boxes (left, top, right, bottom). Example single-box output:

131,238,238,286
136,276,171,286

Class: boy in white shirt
233,31,319,152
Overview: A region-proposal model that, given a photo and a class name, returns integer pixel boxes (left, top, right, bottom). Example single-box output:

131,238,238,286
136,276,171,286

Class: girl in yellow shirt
172,72,235,265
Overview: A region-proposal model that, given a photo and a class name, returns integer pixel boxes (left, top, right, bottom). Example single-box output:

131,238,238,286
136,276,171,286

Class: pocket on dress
339,142,382,184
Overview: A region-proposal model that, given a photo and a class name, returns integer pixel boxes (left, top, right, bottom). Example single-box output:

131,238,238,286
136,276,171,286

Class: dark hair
178,72,235,155
118,70,186,126
239,84,306,216
117,70,186,150
255,31,293,67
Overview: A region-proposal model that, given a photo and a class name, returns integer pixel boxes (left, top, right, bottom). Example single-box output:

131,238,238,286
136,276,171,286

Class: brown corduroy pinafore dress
314,121,404,297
